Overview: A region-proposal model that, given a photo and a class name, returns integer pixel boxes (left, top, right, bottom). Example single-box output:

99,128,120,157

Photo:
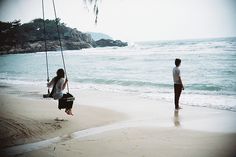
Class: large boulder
95,39,128,47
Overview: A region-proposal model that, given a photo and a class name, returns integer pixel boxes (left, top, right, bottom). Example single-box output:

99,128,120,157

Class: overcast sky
0,0,236,41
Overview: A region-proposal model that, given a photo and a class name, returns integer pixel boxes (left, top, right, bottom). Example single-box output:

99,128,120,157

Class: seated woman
47,68,73,115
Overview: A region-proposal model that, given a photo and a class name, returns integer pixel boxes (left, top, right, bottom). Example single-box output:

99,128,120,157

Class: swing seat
43,89,52,98
43,93,51,98
58,93,75,110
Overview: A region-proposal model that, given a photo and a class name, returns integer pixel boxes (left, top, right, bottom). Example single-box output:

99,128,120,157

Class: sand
0,85,236,157
21,128,236,157
0,94,127,149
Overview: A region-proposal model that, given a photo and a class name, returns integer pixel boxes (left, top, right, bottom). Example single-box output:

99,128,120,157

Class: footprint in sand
54,117,68,122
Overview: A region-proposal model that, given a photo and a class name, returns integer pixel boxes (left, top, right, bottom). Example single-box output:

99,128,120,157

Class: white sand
0,86,236,157
0,93,127,149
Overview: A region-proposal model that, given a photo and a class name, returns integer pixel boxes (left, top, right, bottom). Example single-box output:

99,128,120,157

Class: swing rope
42,0,50,94
41,0,70,93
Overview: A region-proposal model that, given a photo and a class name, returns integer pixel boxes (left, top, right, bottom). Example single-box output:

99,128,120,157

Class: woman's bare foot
65,109,73,116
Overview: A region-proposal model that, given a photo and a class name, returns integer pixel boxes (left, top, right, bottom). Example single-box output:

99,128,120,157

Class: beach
0,84,236,157
1,0,236,155
0,38,236,156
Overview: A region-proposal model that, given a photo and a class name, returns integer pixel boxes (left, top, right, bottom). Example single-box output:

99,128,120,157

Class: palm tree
83,0,99,24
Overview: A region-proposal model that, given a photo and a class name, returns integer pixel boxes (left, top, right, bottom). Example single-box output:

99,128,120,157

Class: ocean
0,37,236,111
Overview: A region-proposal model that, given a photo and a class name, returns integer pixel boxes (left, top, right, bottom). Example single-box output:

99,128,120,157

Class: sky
0,0,236,41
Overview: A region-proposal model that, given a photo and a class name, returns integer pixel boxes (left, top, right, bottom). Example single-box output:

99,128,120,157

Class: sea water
0,37,236,111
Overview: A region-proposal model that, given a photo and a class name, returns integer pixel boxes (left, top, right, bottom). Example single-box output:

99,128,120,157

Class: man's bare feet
175,107,183,111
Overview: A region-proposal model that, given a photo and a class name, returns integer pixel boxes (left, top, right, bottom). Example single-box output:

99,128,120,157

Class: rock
95,39,128,47
0,19,128,55
63,40,92,50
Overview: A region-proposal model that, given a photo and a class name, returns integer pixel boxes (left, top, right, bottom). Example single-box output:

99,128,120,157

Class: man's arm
179,76,184,90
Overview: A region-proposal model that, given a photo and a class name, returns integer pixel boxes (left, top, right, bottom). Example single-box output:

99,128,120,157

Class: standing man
173,58,184,110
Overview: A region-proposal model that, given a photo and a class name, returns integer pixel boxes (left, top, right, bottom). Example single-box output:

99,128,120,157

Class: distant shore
0,19,128,55
0,39,128,55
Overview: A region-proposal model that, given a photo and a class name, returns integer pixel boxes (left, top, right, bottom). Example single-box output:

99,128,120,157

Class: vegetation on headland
0,19,127,55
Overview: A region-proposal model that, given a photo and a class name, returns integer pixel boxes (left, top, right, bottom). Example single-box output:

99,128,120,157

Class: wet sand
21,127,236,157
0,86,236,157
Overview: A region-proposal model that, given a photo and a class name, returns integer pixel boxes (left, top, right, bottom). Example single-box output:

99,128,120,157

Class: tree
0,20,21,46
83,0,100,24
0,18,90,46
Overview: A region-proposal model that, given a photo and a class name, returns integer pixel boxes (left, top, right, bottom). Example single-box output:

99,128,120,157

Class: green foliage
0,18,81,46
0,20,21,46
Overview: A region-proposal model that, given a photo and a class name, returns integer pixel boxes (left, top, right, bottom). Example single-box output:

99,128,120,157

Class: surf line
1,119,162,156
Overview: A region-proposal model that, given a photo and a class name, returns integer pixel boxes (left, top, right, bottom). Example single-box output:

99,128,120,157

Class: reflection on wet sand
173,110,181,127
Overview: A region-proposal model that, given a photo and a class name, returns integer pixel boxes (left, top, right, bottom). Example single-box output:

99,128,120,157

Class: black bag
58,93,75,110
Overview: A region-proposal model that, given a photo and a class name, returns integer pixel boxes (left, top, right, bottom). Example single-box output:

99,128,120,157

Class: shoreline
1,83,236,132
1,81,236,113
0,84,236,156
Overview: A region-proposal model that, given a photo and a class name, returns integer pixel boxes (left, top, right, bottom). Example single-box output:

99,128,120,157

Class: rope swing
42,0,69,93
52,0,70,93
41,0,74,115
41,0,50,94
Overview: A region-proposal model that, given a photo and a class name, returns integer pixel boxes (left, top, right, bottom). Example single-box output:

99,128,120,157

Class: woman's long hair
54,68,65,83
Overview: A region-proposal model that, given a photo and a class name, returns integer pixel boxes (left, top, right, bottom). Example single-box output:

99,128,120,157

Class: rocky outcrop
0,40,93,55
0,19,127,55
63,40,93,50
95,39,128,47
0,38,128,55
